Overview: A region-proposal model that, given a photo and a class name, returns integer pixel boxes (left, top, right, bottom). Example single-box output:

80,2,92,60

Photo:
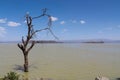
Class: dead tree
17,9,57,72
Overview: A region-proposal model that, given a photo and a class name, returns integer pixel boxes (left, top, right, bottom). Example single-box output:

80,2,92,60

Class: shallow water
0,43,120,80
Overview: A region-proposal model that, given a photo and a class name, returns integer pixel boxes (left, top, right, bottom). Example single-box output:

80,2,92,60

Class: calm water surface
0,43,120,80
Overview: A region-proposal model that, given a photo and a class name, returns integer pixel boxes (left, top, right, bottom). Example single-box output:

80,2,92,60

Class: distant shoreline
0,40,120,44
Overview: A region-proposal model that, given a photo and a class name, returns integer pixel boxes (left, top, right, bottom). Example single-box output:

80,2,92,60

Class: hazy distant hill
60,39,120,43
0,39,120,43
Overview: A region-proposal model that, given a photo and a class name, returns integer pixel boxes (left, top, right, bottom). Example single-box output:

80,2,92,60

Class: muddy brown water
0,43,120,80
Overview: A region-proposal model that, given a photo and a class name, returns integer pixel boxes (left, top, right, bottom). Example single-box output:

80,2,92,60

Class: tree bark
24,53,29,72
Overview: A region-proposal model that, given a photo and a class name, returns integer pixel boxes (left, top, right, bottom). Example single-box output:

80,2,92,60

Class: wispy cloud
80,20,86,24
0,18,7,23
7,21,21,27
0,27,6,37
60,21,65,24
51,16,58,22
70,19,86,24
71,20,77,23
61,29,68,33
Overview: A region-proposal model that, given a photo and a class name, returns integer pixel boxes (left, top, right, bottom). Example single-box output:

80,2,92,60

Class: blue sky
0,0,120,41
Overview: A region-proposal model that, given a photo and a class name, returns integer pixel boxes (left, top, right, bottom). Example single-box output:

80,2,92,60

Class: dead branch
17,8,58,72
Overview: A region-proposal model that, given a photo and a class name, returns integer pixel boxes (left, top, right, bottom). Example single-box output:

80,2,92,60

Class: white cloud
51,16,58,22
0,27,6,37
80,20,86,24
71,20,77,23
26,12,30,15
0,18,7,23
24,20,27,23
60,21,65,24
8,21,21,27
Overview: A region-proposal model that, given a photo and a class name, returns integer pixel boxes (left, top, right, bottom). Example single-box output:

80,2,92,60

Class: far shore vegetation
0,39,120,44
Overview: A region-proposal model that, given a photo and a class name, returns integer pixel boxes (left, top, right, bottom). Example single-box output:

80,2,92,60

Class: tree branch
27,41,35,53
22,36,25,45
30,28,49,38
32,14,44,20
17,43,24,51
32,8,48,19
48,28,59,40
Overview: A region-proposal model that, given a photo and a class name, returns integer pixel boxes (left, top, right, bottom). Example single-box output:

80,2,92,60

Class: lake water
0,43,120,80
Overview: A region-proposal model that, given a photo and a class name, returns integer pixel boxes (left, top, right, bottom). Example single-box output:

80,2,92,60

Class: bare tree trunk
24,53,28,72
